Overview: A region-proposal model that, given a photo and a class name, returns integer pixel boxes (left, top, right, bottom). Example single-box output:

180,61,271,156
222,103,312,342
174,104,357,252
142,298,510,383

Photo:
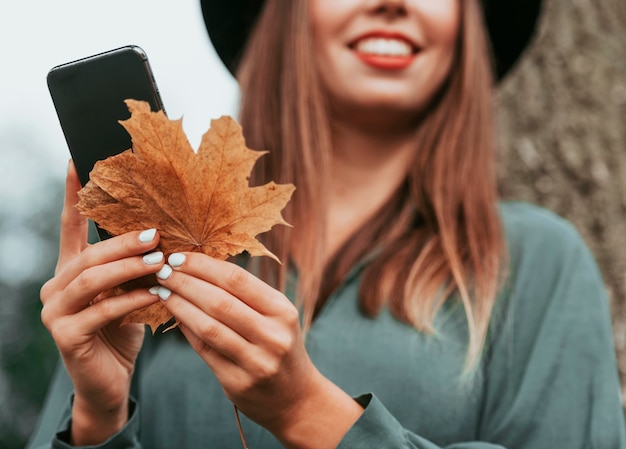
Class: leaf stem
233,404,249,449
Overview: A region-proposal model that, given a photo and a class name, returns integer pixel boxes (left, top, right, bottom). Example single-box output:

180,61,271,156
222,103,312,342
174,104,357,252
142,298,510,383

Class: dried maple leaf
76,99,295,332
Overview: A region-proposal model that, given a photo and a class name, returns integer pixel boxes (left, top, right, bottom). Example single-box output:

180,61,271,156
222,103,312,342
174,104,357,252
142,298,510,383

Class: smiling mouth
352,37,416,57
349,36,419,70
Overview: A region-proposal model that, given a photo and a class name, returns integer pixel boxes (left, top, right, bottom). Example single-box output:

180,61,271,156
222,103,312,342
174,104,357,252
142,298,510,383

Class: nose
368,0,408,19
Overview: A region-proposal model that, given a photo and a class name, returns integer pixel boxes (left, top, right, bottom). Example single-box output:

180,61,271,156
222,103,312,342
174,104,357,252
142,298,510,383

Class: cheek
419,0,461,54
308,0,337,68
308,1,355,93
308,0,344,42
418,0,460,91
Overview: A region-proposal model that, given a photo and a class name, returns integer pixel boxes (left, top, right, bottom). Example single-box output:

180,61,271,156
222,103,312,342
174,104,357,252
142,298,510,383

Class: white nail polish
158,287,172,301
139,228,157,243
156,264,173,280
149,286,160,295
168,253,186,267
143,251,164,265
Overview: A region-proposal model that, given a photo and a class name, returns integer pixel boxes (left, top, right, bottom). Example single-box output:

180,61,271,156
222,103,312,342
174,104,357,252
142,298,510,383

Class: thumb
56,160,89,271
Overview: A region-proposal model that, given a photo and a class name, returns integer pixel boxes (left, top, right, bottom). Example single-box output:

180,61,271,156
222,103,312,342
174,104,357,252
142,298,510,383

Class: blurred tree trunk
496,0,626,403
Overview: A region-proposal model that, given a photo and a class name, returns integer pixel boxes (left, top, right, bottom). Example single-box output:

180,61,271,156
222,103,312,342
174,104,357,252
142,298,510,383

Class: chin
336,79,435,110
332,98,426,130
338,91,428,113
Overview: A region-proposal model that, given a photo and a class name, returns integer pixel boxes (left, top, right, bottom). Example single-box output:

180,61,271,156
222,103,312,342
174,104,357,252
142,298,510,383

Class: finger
51,229,161,293
164,253,292,317
57,160,89,270
156,268,266,340
51,251,165,315
178,323,247,393
69,288,161,336
158,289,250,364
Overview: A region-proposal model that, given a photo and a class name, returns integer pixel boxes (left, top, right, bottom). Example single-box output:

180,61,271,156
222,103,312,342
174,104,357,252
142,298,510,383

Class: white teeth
355,38,412,56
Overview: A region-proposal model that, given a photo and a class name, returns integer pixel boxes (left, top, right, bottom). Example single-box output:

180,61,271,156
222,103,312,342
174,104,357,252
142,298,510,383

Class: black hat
201,0,543,81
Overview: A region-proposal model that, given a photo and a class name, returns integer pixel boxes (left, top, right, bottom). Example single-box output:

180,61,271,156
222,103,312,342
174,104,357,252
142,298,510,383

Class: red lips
350,31,420,70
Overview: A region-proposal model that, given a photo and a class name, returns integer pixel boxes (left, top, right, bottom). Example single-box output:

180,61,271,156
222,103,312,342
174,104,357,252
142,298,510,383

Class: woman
29,0,625,448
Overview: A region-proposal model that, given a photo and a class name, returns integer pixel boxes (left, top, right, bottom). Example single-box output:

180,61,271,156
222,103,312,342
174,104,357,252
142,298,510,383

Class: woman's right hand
39,161,164,445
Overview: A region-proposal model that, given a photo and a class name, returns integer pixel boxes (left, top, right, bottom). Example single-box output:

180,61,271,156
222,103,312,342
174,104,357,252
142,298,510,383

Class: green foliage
0,188,62,449
0,284,57,449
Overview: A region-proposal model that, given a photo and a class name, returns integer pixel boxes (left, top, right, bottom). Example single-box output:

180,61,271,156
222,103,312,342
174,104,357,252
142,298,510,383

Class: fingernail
138,228,157,243
143,251,163,265
158,287,172,301
149,286,160,295
168,253,186,267
156,264,173,280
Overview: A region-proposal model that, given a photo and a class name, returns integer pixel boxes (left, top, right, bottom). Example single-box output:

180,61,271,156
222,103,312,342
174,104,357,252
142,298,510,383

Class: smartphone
47,45,165,240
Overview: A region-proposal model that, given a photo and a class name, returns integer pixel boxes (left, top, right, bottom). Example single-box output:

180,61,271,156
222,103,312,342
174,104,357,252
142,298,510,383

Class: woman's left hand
155,253,362,448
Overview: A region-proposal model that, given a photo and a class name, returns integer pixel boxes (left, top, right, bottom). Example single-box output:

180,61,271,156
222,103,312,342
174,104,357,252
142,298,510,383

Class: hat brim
200,0,543,81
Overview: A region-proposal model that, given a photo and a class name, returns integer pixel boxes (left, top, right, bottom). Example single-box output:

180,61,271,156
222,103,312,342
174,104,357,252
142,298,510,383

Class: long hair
237,0,505,371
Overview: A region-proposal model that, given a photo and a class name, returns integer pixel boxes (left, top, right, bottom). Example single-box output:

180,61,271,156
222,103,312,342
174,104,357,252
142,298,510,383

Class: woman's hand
39,162,164,445
155,252,363,449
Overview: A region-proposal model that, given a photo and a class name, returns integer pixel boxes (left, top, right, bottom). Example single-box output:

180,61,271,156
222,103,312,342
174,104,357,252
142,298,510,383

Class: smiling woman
27,0,626,448
237,0,501,369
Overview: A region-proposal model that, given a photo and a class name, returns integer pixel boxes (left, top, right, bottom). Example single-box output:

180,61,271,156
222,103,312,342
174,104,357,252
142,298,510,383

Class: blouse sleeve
338,208,626,449
25,361,143,449
337,394,505,449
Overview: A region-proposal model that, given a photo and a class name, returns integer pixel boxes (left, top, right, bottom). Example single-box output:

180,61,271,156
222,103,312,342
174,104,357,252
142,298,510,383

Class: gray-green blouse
27,202,626,448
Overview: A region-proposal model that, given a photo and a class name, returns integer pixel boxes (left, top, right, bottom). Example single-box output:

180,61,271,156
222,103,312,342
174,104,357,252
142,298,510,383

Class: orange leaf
76,100,295,332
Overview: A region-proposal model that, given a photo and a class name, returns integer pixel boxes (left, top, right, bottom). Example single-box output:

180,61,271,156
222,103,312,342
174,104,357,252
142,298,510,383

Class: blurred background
0,0,624,447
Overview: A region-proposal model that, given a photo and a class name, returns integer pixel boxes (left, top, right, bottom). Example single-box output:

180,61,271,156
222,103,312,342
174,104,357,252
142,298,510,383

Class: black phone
47,45,165,240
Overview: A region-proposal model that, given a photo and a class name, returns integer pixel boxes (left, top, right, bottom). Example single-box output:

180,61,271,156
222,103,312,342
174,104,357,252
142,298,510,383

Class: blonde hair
237,0,505,371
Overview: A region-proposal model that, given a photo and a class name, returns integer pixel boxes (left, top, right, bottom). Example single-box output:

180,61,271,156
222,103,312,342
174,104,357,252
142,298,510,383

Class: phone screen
47,45,165,187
